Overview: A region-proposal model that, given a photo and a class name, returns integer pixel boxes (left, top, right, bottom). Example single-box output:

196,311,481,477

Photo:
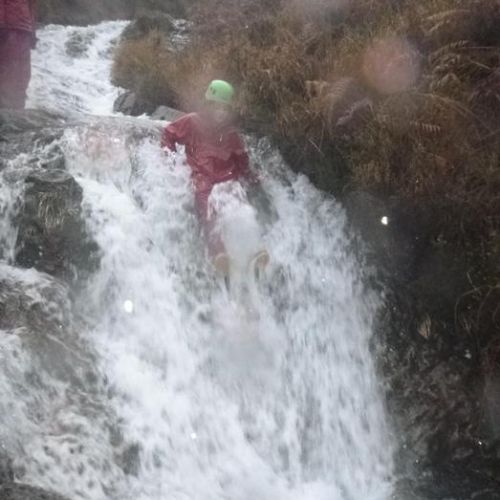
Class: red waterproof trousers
162,113,254,258
0,29,32,109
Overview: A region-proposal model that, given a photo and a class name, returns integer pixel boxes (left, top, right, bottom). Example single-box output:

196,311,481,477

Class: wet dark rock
151,105,184,122
383,330,480,466
412,461,500,500
39,148,66,171
393,478,429,500
64,31,96,58
113,91,157,117
370,243,487,482
0,483,70,500
343,190,426,284
343,188,500,498
0,110,66,166
0,109,65,135
0,265,72,333
0,449,14,484
14,170,99,281
112,73,180,115
277,137,349,194
0,261,105,398
484,374,500,438
121,14,175,41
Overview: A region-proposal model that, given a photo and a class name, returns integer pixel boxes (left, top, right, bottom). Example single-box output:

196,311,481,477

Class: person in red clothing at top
162,79,266,275
0,0,36,109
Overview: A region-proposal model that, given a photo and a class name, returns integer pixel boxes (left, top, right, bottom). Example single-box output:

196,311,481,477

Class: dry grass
112,31,179,107
113,0,500,369
349,0,500,234
37,0,191,24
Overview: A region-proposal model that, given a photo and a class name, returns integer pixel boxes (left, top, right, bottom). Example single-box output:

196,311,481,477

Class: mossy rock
15,170,99,282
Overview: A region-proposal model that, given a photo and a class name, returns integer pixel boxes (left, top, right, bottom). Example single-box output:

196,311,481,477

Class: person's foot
254,250,270,271
252,250,270,280
214,253,230,276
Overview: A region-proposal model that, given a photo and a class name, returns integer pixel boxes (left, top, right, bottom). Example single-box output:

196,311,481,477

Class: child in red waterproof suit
161,80,266,275
0,0,37,109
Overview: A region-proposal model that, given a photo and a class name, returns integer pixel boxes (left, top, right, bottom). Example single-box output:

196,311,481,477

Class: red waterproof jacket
0,0,36,33
162,113,253,193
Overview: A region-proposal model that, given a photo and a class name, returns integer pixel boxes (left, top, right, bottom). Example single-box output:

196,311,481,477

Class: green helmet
205,80,235,106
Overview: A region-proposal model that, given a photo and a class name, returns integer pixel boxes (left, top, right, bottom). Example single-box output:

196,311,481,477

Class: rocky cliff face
343,190,500,500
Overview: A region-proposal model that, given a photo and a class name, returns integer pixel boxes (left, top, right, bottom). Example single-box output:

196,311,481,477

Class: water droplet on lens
123,300,134,314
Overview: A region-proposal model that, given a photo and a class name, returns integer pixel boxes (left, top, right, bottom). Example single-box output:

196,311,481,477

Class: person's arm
161,114,194,152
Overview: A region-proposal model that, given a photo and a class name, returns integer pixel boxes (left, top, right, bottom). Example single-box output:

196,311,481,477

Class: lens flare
123,300,134,314
362,36,420,95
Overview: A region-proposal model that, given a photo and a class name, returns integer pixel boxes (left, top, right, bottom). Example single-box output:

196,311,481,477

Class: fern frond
410,121,442,135
426,9,470,24
429,41,471,64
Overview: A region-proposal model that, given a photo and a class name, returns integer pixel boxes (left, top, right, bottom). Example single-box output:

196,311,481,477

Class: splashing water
0,21,395,500
28,22,127,115
209,181,264,269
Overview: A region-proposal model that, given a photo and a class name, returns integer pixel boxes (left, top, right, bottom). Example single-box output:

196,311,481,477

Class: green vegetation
113,0,500,373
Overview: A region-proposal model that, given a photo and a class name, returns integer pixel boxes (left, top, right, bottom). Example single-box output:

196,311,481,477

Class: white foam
28,22,127,116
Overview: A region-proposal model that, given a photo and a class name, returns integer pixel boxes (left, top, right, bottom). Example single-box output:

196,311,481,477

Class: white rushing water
1,21,394,500
28,22,127,115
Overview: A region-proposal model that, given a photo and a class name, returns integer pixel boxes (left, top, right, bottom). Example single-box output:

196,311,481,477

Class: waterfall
0,21,394,500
